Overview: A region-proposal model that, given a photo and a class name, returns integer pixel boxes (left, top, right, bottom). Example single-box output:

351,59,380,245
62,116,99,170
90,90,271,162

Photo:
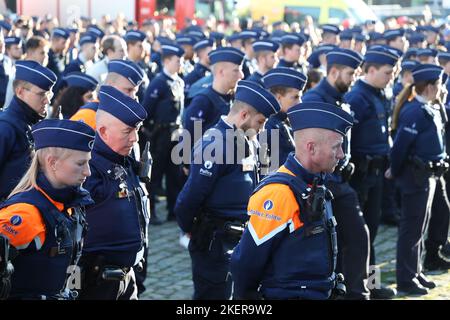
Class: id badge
242,156,255,172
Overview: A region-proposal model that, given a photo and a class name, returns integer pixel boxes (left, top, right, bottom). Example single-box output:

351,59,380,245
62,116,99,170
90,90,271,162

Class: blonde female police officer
0,119,95,300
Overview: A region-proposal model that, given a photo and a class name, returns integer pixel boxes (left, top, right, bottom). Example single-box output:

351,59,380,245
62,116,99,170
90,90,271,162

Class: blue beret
400,60,420,72
187,30,206,40
412,64,443,83
226,33,242,43
235,80,280,118
161,44,185,57
321,24,341,35
281,33,305,46
4,36,22,45
193,38,214,51
79,32,97,46
240,30,258,40
208,47,245,65
32,119,95,152
0,20,12,32
125,30,147,42
364,46,400,66
107,59,144,87
368,32,383,42
252,40,279,52
417,48,438,58
407,32,425,44
307,45,337,68
52,28,70,39
354,34,369,42
262,67,307,91
87,25,105,39
63,72,98,91
156,36,174,45
326,48,363,69
438,51,450,61
383,28,405,41
287,102,353,136
15,60,57,91
176,35,196,46
404,48,418,59
340,31,354,41
210,32,224,41
98,86,147,127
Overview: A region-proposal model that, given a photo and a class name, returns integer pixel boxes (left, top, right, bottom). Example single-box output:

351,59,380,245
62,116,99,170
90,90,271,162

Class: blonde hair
8,147,73,198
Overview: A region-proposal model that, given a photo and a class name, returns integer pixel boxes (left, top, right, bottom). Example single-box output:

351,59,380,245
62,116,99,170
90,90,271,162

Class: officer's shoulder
0,202,46,247
0,117,18,136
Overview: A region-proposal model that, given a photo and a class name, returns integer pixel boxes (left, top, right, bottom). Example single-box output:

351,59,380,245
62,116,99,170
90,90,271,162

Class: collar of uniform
93,134,129,166
283,153,325,185
196,63,210,72
358,78,383,96
319,78,344,103
210,86,232,102
78,52,87,64
163,68,177,81
218,115,234,129
36,172,93,211
415,94,430,104
8,96,43,125
279,58,295,67
273,111,288,122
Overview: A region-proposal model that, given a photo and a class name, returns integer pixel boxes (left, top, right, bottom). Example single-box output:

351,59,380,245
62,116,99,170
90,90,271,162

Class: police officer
175,80,280,300
262,67,307,167
79,85,149,300
142,43,185,221
0,61,56,200
345,46,399,299
230,101,352,300
71,59,144,130
0,30,10,109
384,29,408,54
302,48,373,300
388,64,449,295
240,30,258,79
247,39,279,87
124,30,151,104
183,38,214,102
393,60,419,98
320,24,341,46
0,119,94,300
176,35,196,77
278,33,306,73
183,47,245,146
47,28,70,78
64,32,98,74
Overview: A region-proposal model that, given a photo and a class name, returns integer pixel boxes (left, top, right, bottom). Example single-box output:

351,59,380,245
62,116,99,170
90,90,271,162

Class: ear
306,141,315,155
46,154,58,172
98,125,108,141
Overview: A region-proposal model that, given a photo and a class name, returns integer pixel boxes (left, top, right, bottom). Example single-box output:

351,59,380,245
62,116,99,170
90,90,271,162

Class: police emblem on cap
263,200,274,211
10,215,23,226
88,140,95,150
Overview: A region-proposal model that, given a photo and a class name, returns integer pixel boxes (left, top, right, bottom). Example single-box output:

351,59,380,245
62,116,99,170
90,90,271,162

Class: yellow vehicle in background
236,0,379,25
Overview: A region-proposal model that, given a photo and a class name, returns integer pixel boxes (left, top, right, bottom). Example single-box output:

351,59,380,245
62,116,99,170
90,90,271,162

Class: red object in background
175,0,195,30
136,0,156,26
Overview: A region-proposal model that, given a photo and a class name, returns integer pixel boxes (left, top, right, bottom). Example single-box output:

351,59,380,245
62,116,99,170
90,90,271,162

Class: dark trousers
350,168,384,266
150,127,182,217
395,165,436,285
189,235,233,300
327,181,370,299
427,176,450,255
78,259,138,300
381,176,401,220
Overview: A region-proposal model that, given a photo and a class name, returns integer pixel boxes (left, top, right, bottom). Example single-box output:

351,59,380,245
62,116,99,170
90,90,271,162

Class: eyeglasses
24,88,54,100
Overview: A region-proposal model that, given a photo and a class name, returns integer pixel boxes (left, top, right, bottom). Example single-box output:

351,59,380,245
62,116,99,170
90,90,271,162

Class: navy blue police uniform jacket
263,111,294,167
0,58,9,108
246,71,264,87
142,71,184,124
345,79,391,158
175,118,259,233
390,97,446,177
183,63,210,96
0,97,42,199
47,49,66,78
82,135,147,267
242,57,254,80
182,86,232,147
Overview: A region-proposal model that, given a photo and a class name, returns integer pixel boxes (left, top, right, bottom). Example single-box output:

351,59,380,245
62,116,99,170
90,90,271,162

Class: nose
337,145,345,160
130,130,138,144
83,163,91,178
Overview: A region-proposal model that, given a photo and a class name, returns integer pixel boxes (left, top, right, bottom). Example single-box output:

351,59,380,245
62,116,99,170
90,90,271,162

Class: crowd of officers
0,12,449,300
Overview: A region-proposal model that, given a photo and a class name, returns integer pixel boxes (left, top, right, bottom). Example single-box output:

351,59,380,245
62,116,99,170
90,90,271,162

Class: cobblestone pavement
141,200,450,300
